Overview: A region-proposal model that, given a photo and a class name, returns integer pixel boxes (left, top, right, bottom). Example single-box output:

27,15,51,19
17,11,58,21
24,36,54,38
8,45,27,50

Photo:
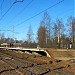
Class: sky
0,0,74,41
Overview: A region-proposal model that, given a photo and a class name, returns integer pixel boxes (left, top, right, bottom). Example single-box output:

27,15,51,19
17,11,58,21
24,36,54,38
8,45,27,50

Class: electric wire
15,0,24,2
20,9,73,34
0,0,24,37
18,1,73,33
1,0,74,40
0,0,64,39
0,0,24,22
15,0,64,27
0,1,16,21
7,0,34,26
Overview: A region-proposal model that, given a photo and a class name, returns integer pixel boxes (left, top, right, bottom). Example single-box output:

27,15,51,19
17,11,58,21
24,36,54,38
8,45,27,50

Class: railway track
0,49,70,75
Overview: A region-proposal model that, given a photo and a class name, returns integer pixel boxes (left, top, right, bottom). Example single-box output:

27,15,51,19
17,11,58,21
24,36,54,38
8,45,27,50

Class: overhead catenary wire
7,0,34,26
0,29,18,33
0,1,16,21
0,0,24,22
17,1,74,33
15,0,24,2
20,8,74,34
0,27,19,41
15,0,64,27
0,0,64,40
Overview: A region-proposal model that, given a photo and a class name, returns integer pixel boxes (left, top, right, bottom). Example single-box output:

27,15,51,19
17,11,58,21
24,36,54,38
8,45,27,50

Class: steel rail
1,57,36,75
0,50,69,75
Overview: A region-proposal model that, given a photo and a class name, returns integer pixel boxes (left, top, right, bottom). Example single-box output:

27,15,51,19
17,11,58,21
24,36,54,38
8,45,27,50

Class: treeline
37,12,75,49
0,34,37,48
0,11,75,49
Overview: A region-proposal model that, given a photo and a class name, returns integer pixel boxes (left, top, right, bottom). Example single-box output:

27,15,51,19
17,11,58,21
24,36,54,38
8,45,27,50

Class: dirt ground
45,49,75,74
0,48,75,75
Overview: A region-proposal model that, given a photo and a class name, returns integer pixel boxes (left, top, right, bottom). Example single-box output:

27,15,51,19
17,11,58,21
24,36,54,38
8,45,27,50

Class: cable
0,0,24,22
15,0,24,2
15,0,64,27
0,1,16,21
20,8,73,33
7,0,34,26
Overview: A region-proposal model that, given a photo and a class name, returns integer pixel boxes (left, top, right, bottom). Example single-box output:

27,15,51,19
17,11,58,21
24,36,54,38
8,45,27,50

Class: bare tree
67,16,75,43
52,23,58,48
42,11,51,47
53,23,58,38
53,18,64,48
37,21,46,48
67,16,75,48
0,33,5,44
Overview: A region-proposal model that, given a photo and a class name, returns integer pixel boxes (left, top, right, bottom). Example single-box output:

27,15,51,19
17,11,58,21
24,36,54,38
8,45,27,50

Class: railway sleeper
50,69,69,75
26,65,50,75
0,53,65,75
1,58,36,75
53,66,65,70
0,50,69,75
8,57,34,68
0,68,15,74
